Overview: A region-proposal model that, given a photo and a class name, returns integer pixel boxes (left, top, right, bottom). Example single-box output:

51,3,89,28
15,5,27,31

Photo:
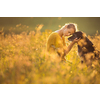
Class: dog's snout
68,35,76,41
68,37,72,41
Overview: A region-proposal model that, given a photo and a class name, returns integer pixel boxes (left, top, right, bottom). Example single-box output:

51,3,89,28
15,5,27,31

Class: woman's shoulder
51,32,58,35
49,32,59,37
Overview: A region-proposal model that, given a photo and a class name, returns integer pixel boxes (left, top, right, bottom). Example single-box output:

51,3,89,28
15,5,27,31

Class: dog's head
68,31,95,53
68,31,83,41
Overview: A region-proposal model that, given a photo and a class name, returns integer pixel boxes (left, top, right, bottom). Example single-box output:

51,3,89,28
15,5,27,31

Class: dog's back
78,36,95,54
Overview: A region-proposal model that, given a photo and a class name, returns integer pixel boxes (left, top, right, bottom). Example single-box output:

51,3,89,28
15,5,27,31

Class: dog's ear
75,31,83,39
76,31,87,39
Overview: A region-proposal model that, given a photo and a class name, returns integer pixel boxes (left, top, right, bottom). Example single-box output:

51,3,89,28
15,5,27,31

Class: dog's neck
77,39,95,53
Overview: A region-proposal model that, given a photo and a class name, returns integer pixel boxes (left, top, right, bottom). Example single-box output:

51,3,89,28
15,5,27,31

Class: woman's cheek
66,33,70,36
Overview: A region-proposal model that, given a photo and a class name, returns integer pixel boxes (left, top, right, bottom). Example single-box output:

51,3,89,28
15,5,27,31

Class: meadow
0,24,100,84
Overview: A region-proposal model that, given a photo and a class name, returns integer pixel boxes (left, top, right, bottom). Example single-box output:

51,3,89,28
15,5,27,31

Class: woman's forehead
68,28,75,32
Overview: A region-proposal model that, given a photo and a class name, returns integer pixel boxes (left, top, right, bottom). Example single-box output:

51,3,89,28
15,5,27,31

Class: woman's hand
73,38,81,43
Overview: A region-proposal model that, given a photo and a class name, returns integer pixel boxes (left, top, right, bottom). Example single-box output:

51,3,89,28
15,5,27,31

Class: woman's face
63,28,75,36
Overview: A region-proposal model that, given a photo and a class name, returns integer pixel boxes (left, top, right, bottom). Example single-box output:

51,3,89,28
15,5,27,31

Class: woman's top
46,32,66,60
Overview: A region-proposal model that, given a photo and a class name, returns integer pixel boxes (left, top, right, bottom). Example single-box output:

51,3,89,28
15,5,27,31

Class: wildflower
90,70,97,78
0,47,2,50
16,23,21,27
70,71,72,73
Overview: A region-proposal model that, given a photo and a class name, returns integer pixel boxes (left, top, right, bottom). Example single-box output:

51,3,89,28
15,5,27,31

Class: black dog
68,31,100,67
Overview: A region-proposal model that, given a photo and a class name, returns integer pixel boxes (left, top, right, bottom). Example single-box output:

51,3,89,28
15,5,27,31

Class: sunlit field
0,24,100,84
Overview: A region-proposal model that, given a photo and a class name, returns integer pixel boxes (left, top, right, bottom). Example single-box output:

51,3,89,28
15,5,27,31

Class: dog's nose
68,38,70,41
68,37,72,41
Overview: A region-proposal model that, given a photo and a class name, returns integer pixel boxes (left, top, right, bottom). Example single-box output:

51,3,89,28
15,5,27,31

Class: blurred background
0,17,100,35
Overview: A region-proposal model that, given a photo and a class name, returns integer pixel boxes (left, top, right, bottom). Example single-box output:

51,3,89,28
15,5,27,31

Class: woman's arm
63,38,81,56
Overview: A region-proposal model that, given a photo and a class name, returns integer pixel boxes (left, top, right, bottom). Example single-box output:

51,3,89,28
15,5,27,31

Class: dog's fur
68,31,100,67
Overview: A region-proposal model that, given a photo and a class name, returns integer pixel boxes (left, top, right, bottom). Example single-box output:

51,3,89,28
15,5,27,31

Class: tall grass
0,25,100,84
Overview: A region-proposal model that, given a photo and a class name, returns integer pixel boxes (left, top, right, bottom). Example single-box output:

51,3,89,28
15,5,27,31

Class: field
0,23,100,84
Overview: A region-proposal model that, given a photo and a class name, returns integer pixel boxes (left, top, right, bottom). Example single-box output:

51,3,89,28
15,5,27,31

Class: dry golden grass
0,25,100,84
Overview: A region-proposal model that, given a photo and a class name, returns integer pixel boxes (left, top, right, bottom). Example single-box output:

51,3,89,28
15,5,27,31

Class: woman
46,23,80,61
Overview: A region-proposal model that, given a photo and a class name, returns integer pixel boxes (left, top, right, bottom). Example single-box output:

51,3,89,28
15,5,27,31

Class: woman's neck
57,29,63,37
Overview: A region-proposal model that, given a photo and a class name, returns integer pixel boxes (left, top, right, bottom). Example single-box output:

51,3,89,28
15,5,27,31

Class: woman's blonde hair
61,23,78,32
